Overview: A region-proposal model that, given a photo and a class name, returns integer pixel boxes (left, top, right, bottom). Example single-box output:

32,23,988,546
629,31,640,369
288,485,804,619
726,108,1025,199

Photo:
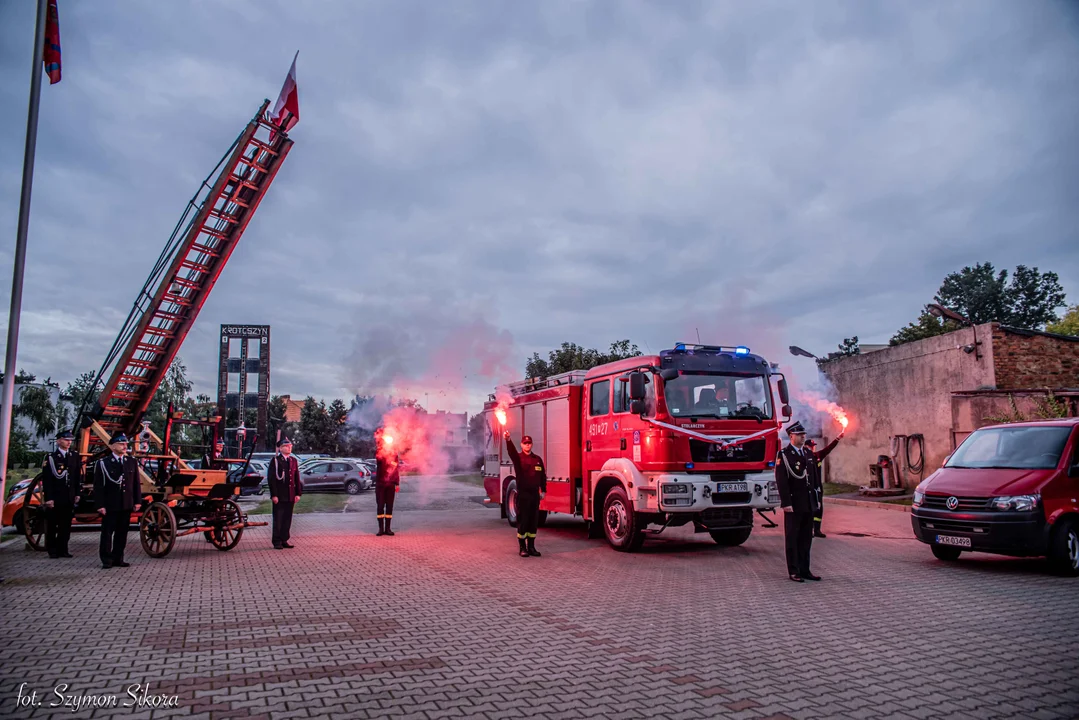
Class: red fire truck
482,343,792,551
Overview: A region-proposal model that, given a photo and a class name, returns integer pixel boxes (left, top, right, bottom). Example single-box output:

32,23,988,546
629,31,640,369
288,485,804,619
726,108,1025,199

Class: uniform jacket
93,454,142,512
42,448,81,505
201,452,227,471
506,440,547,495
267,454,302,502
375,453,401,487
774,444,815,513
807,438,840,491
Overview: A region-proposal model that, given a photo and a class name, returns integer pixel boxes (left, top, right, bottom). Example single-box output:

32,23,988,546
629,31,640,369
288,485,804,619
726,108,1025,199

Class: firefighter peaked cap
56,429,74,440
786,421,806,435
277,436,292,447
109,432,129,444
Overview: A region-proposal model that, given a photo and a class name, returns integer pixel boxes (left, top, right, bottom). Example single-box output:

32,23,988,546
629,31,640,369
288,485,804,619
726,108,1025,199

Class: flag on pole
268,51,299,132
43,0,61,84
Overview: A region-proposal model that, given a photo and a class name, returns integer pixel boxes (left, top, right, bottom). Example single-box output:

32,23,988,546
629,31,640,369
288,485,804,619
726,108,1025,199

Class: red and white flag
269,51,299,132
44,0,61,84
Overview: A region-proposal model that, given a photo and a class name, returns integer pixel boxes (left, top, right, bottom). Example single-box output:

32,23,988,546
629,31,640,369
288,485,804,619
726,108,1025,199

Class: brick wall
991,325,1079,389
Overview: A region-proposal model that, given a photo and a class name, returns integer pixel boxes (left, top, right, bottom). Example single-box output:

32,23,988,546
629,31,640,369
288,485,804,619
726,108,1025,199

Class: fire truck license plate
717,482,747,493
935,535,971,548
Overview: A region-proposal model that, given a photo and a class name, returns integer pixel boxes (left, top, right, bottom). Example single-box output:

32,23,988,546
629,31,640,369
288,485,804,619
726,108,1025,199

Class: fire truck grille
689,439,766,464
711,492,752,505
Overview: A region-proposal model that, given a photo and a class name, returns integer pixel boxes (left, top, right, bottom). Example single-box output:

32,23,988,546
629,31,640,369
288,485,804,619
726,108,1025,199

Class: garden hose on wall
906,433,925,480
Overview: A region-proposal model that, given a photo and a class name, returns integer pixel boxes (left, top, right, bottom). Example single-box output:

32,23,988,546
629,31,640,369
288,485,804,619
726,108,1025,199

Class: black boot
518,537,529,557
385,518,394,536
527,537,542,557
376,518,385,536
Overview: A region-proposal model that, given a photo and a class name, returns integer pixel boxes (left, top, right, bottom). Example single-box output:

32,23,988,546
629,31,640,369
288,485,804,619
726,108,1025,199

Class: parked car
911,418,1079,576
6,477,33,501
299,459,373,494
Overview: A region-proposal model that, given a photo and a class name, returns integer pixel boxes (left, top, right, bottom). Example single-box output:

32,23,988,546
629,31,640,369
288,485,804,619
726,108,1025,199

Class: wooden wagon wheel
22,475,47,552
209,499,244,551
139,502,177,558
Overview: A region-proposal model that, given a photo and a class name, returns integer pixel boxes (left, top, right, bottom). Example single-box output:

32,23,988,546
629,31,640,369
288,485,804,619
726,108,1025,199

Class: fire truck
482,343,792,551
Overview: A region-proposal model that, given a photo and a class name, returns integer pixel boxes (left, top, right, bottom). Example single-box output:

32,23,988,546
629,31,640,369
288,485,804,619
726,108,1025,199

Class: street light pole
1,0,50,521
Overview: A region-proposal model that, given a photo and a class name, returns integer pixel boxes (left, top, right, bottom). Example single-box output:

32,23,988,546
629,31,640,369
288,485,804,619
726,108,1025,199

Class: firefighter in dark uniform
374,429,401,536
774,421,819,582
267,436,302,549
805,430,844,538
42,429,81,558
201,438,227,471
93,432,143,569
504,432,546,558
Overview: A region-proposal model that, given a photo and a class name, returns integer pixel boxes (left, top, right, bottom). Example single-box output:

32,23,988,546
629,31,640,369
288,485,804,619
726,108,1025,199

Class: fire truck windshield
663,373,772,420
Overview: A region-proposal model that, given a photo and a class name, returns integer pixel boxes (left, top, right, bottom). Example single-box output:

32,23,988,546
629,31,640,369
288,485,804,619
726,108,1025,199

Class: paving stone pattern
1,475,1076,719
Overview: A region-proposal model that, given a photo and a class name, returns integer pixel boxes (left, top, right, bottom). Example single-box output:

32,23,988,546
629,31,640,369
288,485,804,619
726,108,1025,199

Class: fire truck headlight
663,484,689,495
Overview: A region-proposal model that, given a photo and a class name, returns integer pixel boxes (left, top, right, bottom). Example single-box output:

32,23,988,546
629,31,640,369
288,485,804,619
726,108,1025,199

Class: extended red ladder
84,100,294,441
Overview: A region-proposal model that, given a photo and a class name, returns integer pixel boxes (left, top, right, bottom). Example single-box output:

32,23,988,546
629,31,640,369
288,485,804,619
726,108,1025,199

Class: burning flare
383,434,394,446
494,408,507,426
800,396,851,432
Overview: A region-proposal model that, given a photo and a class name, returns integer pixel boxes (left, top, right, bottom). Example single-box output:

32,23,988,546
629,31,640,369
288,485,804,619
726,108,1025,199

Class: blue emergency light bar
671,343,752,355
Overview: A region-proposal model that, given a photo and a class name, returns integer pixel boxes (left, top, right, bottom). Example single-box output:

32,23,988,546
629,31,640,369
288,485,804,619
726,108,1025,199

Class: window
947,426,1071,470
589,380,611,416
331,463,351,473
664,373,771,419
309,463,330,474
614,378,652,414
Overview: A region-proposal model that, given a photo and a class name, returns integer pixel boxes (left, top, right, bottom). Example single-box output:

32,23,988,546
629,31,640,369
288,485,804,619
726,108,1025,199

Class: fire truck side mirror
660,368,679,382
628,373,647,400
630,399,646,415
777,378,790,405
782,404,792,420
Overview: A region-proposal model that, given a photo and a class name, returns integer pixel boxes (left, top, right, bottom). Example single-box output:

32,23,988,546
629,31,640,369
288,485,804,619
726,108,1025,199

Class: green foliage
1047,304,1079,336
892,262,1068,346
818,336,860,363
467,411,487,451
5,425,40,468
525,339,642,378
891,309,961,346
0,369,36,384
297,396,336,453
983,390,1073,425
14,382,58,440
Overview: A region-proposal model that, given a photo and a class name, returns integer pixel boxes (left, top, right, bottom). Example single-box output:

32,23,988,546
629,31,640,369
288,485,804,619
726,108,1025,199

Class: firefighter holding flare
504,430,546,558
374,428,401,536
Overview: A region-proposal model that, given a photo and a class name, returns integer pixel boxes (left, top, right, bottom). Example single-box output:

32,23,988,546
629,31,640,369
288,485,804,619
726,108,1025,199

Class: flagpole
0,0,50,518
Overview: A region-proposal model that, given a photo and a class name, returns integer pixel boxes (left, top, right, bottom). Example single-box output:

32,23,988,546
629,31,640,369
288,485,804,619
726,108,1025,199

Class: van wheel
1048,520,1079,577
503,480,518,528
710,527,752,546
602,486,644,552
931,545,962,562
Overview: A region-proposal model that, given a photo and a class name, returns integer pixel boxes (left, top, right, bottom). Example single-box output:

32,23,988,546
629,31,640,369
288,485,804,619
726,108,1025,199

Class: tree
63,371,102,415
1047,304,1079,337
934,262,1065,327
525,340,642,378
819,336,860,362
0,369,36,384
15,383,58,440
891,310,961,346
328,399,349,455
891,262,1067,346
297,396,334,452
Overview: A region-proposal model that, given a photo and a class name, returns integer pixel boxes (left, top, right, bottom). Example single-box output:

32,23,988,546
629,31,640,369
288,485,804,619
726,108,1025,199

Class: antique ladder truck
20,99,294,558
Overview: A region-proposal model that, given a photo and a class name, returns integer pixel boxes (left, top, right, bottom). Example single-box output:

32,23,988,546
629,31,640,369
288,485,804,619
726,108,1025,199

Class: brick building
819,323,1079,489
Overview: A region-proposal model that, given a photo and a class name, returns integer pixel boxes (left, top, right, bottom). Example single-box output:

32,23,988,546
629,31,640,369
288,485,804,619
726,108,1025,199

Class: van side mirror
660,368,679,382
1069,463,1079,478
777,378,790,405
629,372,647,400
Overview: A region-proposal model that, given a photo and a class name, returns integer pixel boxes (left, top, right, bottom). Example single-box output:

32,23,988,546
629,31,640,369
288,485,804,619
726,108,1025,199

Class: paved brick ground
1,475,1077,719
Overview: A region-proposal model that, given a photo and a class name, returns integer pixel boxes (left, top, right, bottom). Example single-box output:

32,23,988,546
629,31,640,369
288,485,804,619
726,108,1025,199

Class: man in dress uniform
774,421,819,582
504,431,546,558
94,432,143,569
374,429,401,536
805,430,845,538
42,429,81,558
267,436,302,549
201,438,227,471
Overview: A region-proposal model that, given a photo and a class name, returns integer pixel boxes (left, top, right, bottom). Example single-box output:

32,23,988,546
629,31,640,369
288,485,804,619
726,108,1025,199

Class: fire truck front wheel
602,486,645,552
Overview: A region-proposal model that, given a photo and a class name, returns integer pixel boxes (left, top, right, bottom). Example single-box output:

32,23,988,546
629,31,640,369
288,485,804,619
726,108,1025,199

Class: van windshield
663,373,771,419
946,426,1072,470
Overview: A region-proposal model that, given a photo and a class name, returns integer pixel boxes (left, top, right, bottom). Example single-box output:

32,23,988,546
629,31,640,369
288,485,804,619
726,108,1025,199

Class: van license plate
717,482,747,493
935,535,971,548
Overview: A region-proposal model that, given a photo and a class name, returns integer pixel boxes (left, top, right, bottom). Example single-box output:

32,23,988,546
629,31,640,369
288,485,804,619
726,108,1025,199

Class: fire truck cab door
584,379,617,478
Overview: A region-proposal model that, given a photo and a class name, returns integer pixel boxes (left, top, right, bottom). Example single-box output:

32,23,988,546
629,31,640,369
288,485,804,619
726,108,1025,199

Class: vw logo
945,496,959,510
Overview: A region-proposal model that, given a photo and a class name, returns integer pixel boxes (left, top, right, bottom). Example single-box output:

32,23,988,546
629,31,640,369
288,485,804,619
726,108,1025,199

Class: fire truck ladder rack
75,100,294,444
499,370,588,398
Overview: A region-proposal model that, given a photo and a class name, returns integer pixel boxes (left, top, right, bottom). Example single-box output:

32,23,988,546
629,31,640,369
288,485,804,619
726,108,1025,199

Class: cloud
1,0,1076,415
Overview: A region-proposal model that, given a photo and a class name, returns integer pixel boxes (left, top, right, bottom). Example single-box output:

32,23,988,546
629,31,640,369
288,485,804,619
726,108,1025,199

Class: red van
911,418,1079,576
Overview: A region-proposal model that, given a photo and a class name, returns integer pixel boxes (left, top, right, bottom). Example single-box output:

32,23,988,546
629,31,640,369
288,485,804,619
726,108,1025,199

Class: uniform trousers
375,484,396,519
272,501,295,546
516,491,540,538
46,504,73,556
99,510,129,565
784,510,814,576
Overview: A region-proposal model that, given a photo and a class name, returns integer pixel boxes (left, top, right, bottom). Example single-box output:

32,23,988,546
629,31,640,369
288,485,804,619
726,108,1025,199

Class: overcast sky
1,0,1077,412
